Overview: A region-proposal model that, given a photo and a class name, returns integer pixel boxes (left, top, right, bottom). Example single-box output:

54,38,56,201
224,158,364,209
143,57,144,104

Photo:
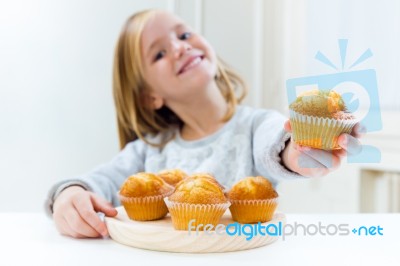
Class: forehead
141,12,185,49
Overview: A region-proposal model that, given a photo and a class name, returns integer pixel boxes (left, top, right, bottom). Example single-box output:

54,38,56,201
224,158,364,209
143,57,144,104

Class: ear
144,92,164,110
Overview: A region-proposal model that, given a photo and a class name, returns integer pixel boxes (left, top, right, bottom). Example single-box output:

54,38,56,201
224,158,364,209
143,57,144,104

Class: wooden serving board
105,206,286,253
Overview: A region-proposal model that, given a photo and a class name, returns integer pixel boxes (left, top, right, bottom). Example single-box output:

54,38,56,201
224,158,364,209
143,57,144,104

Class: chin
192,72,216,90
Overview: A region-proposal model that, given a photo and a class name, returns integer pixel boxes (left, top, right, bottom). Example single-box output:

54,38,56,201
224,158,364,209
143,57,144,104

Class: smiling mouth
178,55,204,75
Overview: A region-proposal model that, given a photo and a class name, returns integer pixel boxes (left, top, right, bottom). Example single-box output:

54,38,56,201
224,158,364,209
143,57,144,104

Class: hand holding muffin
282,89,363,178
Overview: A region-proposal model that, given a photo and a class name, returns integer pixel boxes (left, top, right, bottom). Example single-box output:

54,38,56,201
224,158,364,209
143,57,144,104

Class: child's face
140,11,218,109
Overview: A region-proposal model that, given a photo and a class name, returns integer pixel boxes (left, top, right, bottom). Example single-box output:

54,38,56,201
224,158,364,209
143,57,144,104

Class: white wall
305,0,400,110
0,0,173,211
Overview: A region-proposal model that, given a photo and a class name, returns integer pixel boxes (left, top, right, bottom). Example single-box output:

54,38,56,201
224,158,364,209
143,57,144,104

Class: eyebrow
146,23,186,59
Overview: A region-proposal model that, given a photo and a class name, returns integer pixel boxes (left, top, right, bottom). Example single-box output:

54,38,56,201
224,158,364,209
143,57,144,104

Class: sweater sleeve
44,139,147,216
252,110,305,186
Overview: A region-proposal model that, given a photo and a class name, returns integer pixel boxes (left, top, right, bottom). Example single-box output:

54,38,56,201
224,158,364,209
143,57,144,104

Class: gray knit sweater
45,105,303,215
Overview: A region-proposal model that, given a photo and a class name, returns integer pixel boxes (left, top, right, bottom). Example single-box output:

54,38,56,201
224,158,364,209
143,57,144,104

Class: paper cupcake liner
119,191,172,221
289,110,357,150
164,198,231,231
229,198,278,224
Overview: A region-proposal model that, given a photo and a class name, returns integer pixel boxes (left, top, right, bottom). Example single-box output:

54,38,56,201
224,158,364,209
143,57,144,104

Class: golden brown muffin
165,175,230,230
228,176,278,200
120,172,173,197
179,172,226,191
158,169,188,186
227,176,278,224
169,175,227,204
119,172,174,221
289,89,354,119
289,89,357,150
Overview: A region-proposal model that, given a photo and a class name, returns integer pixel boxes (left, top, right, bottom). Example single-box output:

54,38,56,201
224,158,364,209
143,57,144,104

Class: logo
187,219,384,241
286,39,382,164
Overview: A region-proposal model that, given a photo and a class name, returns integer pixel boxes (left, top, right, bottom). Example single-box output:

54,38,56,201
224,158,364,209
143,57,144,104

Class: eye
154,50,166,61
179,32,191,40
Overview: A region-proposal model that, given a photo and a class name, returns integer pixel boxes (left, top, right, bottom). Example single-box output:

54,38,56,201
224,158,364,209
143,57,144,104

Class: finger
351,123,366,138
65,207,101,238
333,148,347,158
293,142,304,151
72,195,109,237
338,134,362,155
53,203,86,238
284,120,292,133
91,194,118,217
53,213,70,236
60,216,86,239
300,146,341,169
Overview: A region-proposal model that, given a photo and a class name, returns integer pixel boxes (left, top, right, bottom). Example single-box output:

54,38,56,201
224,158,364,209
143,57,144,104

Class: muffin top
120,172,173,197
188,173,226,191
169,174,227,204
289,89,355,119
227,176,278,200
158,169,188,186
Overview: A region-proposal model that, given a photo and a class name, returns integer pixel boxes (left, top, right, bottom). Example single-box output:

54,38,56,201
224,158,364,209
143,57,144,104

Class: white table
1,212,399,266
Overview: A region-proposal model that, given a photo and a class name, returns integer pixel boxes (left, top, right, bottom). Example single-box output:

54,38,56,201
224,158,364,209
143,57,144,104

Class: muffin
119,172,174,221
164,174,230,230
227,176,278,224
158,169,188,186
289,89,357,150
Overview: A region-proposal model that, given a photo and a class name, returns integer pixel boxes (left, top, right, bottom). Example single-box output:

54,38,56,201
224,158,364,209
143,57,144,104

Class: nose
170,39,191,58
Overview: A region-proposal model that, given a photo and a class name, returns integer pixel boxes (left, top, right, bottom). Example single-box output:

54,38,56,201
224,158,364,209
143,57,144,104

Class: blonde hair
113,9,247,149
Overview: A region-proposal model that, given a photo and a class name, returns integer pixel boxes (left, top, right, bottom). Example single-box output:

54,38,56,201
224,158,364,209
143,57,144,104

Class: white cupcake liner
118,191,172,221
289,110,357,150
164,198,230,231
229,198,278,224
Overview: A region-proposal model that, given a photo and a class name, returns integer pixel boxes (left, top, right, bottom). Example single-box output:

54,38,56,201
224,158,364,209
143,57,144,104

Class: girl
46,9,362,238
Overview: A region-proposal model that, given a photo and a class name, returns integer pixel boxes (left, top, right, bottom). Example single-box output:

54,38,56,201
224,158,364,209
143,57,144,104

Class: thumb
90,194,118,217
284,120,292,133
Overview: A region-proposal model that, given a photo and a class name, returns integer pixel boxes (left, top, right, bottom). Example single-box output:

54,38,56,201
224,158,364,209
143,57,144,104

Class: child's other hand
52,186,118,238
281,120,364,177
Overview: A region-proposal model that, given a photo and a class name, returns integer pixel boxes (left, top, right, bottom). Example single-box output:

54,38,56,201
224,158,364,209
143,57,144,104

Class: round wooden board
105,206,286,253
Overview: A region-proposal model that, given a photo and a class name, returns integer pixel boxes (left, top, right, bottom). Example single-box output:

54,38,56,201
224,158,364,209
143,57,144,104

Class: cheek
207,45,217,62
199,38,217,61
203,55,218,79
145,63,171,88
203,46,218,75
